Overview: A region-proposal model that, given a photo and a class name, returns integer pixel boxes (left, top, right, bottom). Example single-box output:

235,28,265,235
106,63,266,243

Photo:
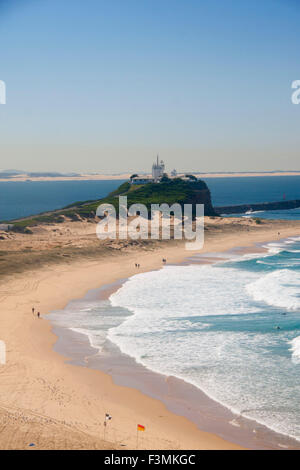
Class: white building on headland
131,156,178,185
152,155,165,182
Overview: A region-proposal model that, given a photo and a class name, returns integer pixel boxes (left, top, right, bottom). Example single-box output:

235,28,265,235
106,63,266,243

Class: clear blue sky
0,0,299,173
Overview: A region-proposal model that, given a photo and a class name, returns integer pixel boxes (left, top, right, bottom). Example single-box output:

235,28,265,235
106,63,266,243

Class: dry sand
1,171,300,182
0,217,300,449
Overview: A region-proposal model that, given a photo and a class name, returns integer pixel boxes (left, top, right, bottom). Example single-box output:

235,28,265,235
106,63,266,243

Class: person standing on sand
32,307,35,315
37,312,40,319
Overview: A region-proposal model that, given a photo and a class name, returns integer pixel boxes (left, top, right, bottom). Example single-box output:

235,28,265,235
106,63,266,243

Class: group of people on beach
32,307,40,319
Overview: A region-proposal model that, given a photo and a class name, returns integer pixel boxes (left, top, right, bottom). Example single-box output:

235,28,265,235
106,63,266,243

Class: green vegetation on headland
7,178,217,232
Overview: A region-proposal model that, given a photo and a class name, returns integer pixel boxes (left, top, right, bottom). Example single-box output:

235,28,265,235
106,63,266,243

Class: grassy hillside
9,178,217,231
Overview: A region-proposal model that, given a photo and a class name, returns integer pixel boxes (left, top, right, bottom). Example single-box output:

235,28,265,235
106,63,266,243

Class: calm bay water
204,175,300,207
204,175,300,221
0,180,126,221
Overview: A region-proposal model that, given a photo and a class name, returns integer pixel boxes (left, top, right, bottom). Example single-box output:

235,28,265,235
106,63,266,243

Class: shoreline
1,171,300,183
1,220,300,449
49,242,300,450
0,239,242,449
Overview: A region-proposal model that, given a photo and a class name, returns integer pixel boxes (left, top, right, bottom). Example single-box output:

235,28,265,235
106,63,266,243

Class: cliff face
183,186,216,217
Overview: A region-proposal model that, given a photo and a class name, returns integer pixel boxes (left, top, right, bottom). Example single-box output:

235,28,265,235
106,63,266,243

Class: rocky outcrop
215,199,300,215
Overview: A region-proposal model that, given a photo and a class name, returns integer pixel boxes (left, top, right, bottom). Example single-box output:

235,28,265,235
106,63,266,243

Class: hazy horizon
0,0,300,173
2,167,300,176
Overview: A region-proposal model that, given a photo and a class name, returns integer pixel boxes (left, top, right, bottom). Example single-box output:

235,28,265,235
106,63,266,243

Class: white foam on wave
246,269,300,311
108,264,300,440
263,243,285,254
48,299,129,352
107,247,300,441
236,251,270,262
109,264,259,321
259,238,300,258
245,210,263,215
262,237,300,255
257,259,300,268
289,336,300,364
108,264,261,404
70,327,107,350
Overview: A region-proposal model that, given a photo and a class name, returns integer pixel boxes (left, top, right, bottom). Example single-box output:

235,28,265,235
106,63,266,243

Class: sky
0,0,299,174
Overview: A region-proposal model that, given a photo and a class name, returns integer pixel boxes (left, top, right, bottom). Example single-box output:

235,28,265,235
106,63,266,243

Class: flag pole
136,427,138,449
103,413,112,441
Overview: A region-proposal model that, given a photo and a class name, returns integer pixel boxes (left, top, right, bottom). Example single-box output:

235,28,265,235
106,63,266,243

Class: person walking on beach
37,312,40,319
32,307,35,315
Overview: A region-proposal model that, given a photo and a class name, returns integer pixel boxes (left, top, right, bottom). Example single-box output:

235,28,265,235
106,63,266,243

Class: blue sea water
203,175,300,221
0,175,299,221
204,175,300,207
49,237,300,441
0,180,126,221
236,208,300,221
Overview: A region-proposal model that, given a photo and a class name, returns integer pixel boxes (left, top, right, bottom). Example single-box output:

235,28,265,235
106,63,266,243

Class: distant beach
1,171,300,183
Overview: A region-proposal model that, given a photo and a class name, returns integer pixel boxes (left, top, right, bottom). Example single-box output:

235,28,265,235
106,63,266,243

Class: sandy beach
1,217,300,449
1,171,300,182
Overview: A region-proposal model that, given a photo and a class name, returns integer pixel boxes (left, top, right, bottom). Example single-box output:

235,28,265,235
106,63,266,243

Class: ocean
206,175,300,221
0,180,126,221
49,237,300,443
1,175,300,221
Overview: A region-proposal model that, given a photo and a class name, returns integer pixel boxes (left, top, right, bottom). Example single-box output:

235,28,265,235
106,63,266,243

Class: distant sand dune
1,171,300,182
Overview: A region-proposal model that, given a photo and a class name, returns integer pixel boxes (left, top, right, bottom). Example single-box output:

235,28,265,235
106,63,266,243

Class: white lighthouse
152,155,165,182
